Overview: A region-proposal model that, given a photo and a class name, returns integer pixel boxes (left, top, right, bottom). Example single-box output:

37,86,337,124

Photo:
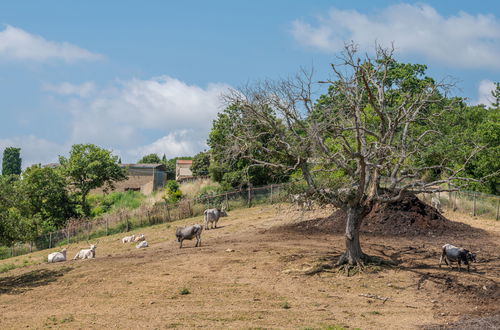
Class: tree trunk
337,206,367,266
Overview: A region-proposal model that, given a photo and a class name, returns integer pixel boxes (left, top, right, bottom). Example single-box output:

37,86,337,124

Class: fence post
49,232,52,249
87,222,90,241
270,184,274,204
473,192,477,217
496,198,499,221
225,193,228,210
105,218,109,236
247,185,252,208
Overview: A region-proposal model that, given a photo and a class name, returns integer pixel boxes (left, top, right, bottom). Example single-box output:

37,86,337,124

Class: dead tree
218,44,482,267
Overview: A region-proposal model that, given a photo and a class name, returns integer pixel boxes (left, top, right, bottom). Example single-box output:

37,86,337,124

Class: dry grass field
0,204,498,329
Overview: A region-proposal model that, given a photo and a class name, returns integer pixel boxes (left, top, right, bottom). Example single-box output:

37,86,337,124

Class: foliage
18,165,76,242
208,105,291,188
0,175,24,246
88,191,144,217
191,151,210,176
418,102,499,194
59,144,126,216
138,153,161,164
163,180,182,204
2,147,22,176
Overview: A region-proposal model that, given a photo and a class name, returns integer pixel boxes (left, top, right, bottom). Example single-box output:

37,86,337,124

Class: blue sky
1,1,499,168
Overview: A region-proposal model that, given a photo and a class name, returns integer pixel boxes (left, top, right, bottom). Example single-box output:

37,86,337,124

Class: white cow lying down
48,248,67,263
134,234,145,242
73,244,97,260
136,241,148,249
122,234,136,243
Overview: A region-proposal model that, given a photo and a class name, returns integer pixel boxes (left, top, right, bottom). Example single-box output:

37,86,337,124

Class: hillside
0,204,498,329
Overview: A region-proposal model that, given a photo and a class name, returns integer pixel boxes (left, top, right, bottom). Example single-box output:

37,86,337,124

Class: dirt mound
284,191,479,237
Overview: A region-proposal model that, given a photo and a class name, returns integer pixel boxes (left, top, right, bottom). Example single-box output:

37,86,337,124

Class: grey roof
121,163,167,171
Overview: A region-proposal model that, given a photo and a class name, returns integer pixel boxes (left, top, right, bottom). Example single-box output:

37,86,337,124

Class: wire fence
0,183,290,259
418,190,500,220
1,182,498,259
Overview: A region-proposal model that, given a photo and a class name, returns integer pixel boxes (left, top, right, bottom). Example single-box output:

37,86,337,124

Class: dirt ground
0,204,498,329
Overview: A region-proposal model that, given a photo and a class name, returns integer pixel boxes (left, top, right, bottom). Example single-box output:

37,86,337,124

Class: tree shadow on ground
0,267,73,295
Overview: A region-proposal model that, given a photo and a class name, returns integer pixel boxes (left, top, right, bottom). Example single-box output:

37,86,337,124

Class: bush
163,180,182,204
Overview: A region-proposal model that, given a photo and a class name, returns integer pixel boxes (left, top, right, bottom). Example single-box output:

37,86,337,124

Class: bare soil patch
0,203,498,329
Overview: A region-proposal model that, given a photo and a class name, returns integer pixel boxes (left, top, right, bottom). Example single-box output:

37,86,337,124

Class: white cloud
128,131,201,160
0,25,103,62
0,135,68,169
44,76,230,162
42,82,96,97
475,80,496,106
291,4,500,69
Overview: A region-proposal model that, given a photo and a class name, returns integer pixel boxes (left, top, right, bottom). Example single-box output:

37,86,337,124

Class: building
91,163,167,195
175,159,193,181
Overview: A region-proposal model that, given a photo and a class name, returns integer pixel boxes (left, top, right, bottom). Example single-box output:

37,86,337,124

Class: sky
0,1,499,168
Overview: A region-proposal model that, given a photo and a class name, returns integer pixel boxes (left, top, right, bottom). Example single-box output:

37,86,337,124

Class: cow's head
467,251,477,263
175,227,183,241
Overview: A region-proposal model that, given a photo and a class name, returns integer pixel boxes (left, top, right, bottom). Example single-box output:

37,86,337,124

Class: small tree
138,153,161,164
218,44,483,267
20,165,76,236
59,144,126,216
2,147,22,176
191,151,210,176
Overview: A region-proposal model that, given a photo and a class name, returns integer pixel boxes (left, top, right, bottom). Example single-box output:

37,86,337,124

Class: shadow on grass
0,267,73,295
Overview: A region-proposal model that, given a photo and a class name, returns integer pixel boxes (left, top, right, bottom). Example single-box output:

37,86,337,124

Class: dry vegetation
0,204,498,329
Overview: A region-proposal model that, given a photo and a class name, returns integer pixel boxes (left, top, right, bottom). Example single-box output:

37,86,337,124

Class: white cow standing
203,208,228,230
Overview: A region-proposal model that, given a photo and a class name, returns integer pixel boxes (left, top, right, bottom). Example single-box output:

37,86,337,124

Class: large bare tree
218,45,480,267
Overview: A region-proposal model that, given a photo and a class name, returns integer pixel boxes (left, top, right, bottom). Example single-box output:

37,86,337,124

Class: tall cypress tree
2,147,22,176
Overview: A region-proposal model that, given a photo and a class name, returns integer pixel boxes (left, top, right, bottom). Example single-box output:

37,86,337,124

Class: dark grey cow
176,224,203,248
203,208,228,230
439,244,476,272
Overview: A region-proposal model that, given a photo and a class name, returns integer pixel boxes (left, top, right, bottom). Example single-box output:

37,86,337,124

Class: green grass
179,287,190,295
280,301,291,309
0,263,18,273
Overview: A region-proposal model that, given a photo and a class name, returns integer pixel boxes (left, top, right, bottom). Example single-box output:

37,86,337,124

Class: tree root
335,253,398,276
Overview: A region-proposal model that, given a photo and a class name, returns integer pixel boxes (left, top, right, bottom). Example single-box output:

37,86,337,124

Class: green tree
0,175,23,246
191,151,210,176
138,153,161,164
59,144,126,216
491,82,500,108
163,180,182,204
19,165,76,240
208,105,292,188
2,147,22,176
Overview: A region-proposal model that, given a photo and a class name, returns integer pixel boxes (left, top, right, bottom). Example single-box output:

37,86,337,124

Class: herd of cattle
45,203,477,272
46,208,228,260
